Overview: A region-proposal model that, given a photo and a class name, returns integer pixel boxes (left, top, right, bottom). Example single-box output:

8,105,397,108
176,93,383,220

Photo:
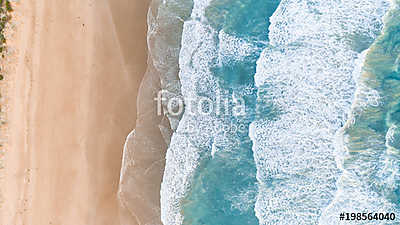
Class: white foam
218,30,258,62
251,0,390,224
160,1,265,222
191,0,213,22
161,0,393,224
160,19,218,224
320,2,400,223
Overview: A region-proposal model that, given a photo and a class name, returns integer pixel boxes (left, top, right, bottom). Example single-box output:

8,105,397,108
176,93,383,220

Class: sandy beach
1,0,150,224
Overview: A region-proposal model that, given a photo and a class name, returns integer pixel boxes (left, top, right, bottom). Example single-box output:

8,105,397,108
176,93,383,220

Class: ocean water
157,0,400,224
118,0,194,223
180,1,280,225
320,1,400,224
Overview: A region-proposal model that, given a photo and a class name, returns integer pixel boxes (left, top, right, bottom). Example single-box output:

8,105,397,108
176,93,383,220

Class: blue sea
155,0,400,224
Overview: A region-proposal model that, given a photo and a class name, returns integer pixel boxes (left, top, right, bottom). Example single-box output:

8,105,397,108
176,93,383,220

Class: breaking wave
132,0,400,224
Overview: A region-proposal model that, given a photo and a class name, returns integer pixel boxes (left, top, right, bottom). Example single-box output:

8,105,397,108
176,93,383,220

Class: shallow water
158,0,399,224
180,1,280,224
320,2,400,224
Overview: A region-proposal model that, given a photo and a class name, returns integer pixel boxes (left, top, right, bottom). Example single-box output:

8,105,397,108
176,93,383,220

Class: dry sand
1,0,150,224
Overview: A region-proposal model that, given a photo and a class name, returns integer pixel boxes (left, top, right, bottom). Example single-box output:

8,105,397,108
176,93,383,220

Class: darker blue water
181,1,280,224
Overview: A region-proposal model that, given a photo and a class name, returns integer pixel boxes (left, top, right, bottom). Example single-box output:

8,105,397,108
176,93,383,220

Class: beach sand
1,0,150,224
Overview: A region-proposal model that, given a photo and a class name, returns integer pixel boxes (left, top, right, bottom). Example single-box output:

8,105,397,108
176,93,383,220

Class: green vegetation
0,0,11,153
0,0,11,73
5,0,12,12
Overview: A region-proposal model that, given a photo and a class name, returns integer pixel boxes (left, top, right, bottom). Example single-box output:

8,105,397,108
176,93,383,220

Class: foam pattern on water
149,0,194,132
160,0,271,223
321,2,400,223
118,0,193,224
251,45,356,225
161,23,261,224
268,0,389,52
250,0,390,224
160,0,396,224
160,18,218,224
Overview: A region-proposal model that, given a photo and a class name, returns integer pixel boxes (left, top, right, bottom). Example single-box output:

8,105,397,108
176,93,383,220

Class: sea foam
160,0,393,224
161,0,265,223
321,1,400,223
118,0,193,224
251,0,390,224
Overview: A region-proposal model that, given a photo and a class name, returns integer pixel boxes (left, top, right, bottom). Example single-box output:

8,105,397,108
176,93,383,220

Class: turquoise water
335,0,400,213
159,0,400,224
181,1,280,224
205,0,280,41
353,1,400,200
318,3,400,222
370,1,400,205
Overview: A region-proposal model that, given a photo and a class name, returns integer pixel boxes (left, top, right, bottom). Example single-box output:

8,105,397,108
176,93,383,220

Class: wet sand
2,0,150,224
